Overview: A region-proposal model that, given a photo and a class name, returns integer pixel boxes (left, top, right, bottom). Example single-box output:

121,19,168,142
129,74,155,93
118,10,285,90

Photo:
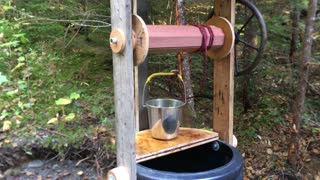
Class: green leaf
70,92,80,100
0,41,19,47
11,63,25,72
17,56,25,62
6,89,18,97
0,110,9,121
55,98,71,106
3,5,13,11
0,74,9,85
47,118,58,125
64,113,75,122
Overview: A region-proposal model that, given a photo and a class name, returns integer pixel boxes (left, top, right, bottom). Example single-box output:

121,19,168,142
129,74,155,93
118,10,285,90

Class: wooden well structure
108,0,236,179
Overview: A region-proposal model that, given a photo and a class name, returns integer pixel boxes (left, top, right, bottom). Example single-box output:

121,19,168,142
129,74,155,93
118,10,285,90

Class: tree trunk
288,0,318,168
289,6,300,64
175,0,196,126
241,0,257,113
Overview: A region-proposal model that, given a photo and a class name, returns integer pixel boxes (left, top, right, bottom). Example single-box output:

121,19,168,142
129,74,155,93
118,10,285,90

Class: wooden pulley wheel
206,16,235,60
132,15,149,66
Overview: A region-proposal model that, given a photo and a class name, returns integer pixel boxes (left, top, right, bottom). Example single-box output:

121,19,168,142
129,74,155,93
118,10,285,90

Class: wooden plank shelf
136,128,219,163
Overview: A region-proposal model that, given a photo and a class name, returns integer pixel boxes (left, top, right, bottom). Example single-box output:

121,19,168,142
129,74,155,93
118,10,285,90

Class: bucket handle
142,72,186,107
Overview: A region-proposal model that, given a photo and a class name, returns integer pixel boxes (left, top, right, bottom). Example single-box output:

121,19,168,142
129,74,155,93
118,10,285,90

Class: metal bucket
143,72,186,140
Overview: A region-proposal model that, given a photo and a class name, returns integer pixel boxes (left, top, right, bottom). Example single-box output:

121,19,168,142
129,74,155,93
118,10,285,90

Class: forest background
0,0,319,179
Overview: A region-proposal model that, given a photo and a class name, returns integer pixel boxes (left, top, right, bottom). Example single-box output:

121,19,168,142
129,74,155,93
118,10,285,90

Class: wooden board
136,128,219,163
110,0,136,178
213,0,235,144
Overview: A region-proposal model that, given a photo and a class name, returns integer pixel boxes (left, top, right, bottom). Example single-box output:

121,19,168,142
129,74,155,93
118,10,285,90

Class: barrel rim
137,141,243,179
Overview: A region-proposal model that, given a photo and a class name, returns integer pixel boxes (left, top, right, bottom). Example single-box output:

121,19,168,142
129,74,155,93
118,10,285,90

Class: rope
174,24,215,101
191,24,215,87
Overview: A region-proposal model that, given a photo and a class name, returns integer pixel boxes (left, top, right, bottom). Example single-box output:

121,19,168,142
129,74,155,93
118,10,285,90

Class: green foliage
0,73,9,85
0,0,113,154
55,98,72,106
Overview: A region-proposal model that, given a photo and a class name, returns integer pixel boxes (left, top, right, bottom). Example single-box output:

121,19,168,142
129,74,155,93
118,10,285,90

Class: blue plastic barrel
137,141,243,180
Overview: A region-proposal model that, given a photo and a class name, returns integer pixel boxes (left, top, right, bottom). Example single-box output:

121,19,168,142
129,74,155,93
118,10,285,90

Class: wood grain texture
110,0,136,178
213,0,235,144
206,16,235,60
132,15,149,65
136,128,219,163
110,29,126,53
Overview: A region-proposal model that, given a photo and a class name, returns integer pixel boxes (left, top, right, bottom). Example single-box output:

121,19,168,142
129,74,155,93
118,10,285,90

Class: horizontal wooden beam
147,25,224,53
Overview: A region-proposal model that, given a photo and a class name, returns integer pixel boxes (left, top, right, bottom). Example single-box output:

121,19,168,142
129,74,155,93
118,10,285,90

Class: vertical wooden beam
137,0,149,131
213,0,235,144
110,0,136,179
133,0,140,133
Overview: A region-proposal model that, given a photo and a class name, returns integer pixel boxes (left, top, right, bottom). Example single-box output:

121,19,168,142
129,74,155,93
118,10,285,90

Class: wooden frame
109,0,235,179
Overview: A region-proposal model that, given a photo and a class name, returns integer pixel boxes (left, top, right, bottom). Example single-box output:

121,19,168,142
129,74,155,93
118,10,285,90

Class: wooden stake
213,0,235,144
110,0,136,178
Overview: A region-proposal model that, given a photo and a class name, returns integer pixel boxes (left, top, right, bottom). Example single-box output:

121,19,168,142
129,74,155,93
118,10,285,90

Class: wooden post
213,0,235,144
137,0,150,131
110,0,136,179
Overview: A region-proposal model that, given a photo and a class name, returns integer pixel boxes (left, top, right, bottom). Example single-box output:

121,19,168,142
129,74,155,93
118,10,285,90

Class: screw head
108,174,116,180
110,37,118,44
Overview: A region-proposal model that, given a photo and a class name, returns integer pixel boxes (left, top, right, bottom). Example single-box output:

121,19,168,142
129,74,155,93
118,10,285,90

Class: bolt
110,37,118,44
212,141,220,151
108,174,116,180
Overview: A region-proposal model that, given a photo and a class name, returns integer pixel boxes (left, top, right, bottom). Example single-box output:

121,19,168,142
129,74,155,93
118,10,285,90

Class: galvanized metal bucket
143,72,186,140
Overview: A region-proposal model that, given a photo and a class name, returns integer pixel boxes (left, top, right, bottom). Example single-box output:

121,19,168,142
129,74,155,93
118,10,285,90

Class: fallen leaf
267,140,272,147
25,171,34,176
70,92,80,100
63,113,75,122
47,118,58,125
247,166,253,171
29,98,37,103
273,144,280,151
267,148,273,155
312,149,320,155
63,172,70,176
2,121,12,132
257,135,262,140
77,171,84,176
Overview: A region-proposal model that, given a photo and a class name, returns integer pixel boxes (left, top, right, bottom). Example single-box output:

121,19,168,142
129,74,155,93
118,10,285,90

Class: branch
21,15,111,27
305,62,320,67
308,82,320,96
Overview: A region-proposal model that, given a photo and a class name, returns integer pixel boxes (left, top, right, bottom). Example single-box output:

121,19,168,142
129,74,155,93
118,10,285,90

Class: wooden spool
109,15,235,65
206,16,235,60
